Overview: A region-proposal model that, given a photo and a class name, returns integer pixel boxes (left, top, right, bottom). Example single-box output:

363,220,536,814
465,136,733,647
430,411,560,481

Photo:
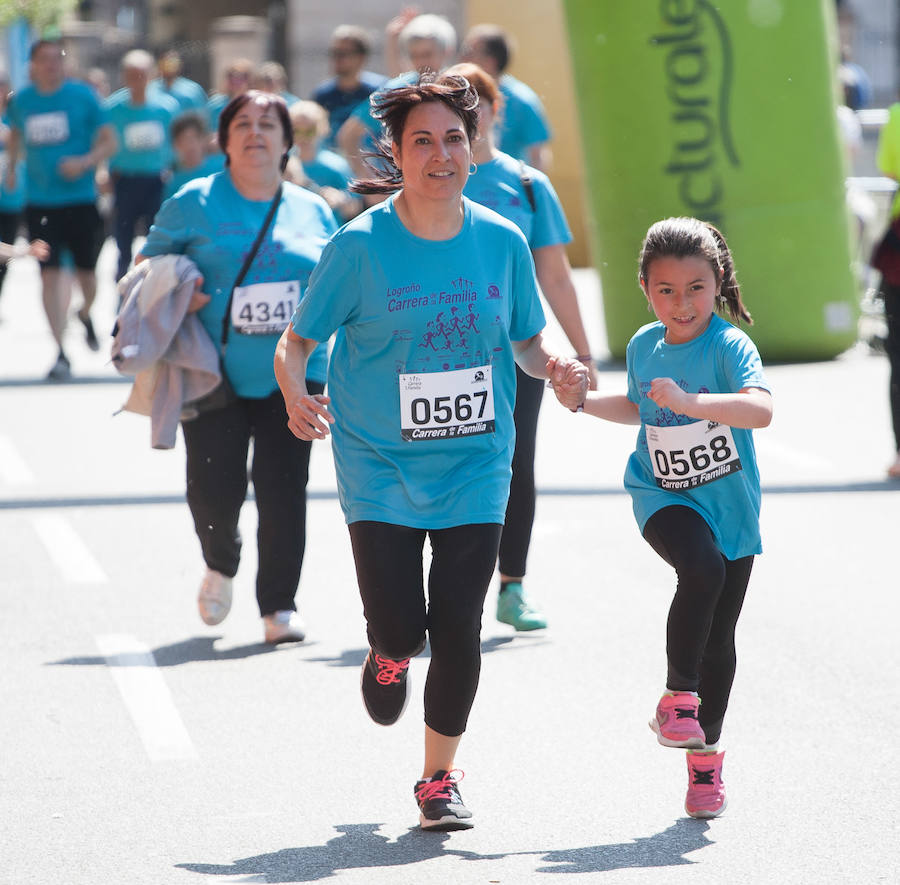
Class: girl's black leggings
642,505,754,745
348,520,503,737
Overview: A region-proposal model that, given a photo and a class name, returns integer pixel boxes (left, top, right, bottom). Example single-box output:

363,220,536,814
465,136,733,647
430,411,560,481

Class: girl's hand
648,377,687,412
286,393,334,441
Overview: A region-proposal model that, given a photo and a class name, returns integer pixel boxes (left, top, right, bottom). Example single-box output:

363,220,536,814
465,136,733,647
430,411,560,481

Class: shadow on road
302,635,540,670
46,635,280,668
174,818,710,881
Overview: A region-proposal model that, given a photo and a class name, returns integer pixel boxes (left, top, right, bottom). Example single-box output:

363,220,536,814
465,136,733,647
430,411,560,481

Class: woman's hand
286,393,334,441
546,355,589,411
187,276,211,313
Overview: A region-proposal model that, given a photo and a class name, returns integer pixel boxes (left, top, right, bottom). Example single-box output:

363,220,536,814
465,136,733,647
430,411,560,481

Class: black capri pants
181,384,323,617
642,505,753,746
348,520,503,737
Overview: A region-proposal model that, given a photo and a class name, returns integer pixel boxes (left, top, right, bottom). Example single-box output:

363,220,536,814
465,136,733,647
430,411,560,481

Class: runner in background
163,112,224,202
449,62,596,631
105,50,178,284
148,51,207,118
207,58,253,137
284,100,362,226
337,11,457,181
0,71,27,309
311,25,386,151
571,216,772,819
275,73,587,831
460,24,552,171
4,39,117,380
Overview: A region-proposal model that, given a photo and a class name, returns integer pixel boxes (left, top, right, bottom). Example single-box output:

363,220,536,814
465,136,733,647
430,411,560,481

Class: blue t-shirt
141,172,337,394
291,195,546,528
163,153,225,201
311,71,387,147
463,151,570,249
624,313,770,559
206,93,228,133
497,74,551,162
148,77,207,116
0,113,26,212
300,147,355,225
6,80,108,206
106,88,179,175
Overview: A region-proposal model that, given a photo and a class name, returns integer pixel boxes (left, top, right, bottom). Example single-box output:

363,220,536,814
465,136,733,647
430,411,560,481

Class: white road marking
0,434,35,485
96,634,197,763
30,514,108,584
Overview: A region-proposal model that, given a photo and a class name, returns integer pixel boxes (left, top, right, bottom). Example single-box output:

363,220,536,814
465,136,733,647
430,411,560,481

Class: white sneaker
263,610,306,644
197,568,233,625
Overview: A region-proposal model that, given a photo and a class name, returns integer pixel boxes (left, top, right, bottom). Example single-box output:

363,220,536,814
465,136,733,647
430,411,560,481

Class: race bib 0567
399,365,494,441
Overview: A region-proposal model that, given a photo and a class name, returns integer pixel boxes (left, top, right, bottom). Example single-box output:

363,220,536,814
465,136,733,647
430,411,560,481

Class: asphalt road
1,243,898,884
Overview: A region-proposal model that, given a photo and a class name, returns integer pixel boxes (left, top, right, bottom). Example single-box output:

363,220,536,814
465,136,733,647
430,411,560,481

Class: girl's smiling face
641,254,720,345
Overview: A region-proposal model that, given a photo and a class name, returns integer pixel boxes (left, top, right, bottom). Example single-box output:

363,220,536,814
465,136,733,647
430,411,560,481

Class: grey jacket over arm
111,254,220,449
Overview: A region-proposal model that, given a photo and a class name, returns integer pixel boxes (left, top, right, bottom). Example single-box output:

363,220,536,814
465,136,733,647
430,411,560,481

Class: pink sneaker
649,692,706,748
685,749,727,818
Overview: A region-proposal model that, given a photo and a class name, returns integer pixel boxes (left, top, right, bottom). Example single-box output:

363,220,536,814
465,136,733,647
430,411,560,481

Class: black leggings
642,506,753,745
348,520,503,737
498,365,544,577
181,385,322,616
883,284,900,449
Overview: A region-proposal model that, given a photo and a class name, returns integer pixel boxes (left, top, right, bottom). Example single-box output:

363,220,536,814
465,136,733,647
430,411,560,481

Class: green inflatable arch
563,0,857,360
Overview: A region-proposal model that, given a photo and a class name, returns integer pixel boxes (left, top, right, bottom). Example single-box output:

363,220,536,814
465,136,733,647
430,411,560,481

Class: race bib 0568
645,420,742,490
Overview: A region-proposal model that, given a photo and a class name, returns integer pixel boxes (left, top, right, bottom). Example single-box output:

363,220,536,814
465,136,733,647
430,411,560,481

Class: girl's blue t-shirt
141,171,337,394
624,313,770,560
463,151,571,250
291,194,546,528
7,80,108,206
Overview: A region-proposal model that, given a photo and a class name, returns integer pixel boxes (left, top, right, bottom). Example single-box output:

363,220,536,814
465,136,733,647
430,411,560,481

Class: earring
469,162,477,174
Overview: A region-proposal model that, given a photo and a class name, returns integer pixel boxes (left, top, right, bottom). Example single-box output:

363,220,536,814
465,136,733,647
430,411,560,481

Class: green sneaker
496,582,547,631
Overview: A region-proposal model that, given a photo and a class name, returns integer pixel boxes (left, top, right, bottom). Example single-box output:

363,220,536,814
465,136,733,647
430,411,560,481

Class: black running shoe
46,351,71,381
78,312,100,351
360,649,411,726
414,769,474,831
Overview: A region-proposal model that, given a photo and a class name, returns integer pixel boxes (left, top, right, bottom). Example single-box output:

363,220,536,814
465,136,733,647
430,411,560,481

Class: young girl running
557,217,772,818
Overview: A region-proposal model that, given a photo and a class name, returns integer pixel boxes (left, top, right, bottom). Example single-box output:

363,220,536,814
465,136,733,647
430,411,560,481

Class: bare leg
422,725,462,779
74,267,97,317
40,267,70,350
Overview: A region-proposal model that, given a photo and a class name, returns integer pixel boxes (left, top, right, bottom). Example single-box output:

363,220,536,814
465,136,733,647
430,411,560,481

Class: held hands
286,393,334,441
647,377,688,413
546,355,589,411
27,239,50,261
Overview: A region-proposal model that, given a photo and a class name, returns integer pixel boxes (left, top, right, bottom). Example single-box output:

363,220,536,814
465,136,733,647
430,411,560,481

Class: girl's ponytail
706,223,753,325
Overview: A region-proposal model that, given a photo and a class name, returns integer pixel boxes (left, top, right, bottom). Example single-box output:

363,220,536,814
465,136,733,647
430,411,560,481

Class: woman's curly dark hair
351,72,479,195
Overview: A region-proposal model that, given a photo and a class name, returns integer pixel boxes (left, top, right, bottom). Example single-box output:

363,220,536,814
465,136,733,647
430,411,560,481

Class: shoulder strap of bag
219,183,283,351
519,160,536,213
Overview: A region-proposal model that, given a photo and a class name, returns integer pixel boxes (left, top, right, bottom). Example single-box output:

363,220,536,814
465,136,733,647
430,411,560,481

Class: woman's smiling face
392,101,472,203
